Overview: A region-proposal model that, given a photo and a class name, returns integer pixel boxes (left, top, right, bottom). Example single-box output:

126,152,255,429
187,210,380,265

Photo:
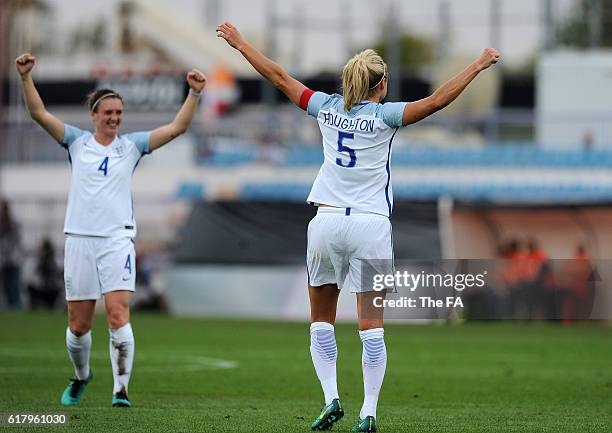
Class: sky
37,0,576,74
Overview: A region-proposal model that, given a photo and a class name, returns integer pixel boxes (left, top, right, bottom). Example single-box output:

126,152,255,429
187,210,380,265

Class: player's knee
310,312,336,324
107,308,129,329
107,315,128,329
69,322,91,336
358,319,383,331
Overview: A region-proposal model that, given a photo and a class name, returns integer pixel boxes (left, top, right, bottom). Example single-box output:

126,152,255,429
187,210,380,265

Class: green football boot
60,370,93,406
352,416,377,432
112,390,131,407
311,398,344,431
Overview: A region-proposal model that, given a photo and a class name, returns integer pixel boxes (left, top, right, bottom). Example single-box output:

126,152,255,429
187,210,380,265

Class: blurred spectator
523,238,552,320
497,239,530,319
494,241,514,318
557,244,596,323
27,238,62,310
196,65,240,162
525,238,548,278
0,199,23,309
200,64,239,122
463,259,497,321
132,247,169,312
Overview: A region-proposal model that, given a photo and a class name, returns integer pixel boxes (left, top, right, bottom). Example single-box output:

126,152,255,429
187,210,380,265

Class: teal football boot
351,416,377,432
60,370,93,406
311,398,344,430
112,390,131,407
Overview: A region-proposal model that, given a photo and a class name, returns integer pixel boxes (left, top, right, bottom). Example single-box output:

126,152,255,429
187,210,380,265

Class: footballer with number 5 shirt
218,21,499,432
15,52,206,408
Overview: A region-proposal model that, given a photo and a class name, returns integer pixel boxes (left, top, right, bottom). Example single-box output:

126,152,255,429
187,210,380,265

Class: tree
372,33,434,75
556,0,612,48
67,19,108,53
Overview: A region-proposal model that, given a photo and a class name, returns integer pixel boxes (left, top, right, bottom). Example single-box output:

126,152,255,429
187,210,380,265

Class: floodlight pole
589,0,603,49
0,0,5,190
386,1,401,102
205,0,220,29
541,0,556,51
263,0,277,109
437,0,451,63
487,0,502,143
489,0,501,51
262,0,278,143
341,0,352,60
291,2,304,73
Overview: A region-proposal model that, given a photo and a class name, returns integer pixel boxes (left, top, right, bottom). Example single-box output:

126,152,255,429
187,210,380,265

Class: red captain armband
298,88,315,111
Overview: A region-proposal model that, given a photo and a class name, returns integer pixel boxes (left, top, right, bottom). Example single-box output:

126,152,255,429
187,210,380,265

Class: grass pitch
0,312,610,432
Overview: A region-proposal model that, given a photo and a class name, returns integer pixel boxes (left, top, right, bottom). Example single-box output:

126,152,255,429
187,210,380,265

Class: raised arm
216,21,307,108
16,53,65,142
149,69,206,152
402,48,500,126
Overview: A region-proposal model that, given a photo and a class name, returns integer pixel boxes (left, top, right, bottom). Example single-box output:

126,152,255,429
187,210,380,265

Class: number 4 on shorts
124,255,131,274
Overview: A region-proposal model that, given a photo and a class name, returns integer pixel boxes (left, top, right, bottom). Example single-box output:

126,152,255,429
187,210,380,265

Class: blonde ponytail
342,49,387,112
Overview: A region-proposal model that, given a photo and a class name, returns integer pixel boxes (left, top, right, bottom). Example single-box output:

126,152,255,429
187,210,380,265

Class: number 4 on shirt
98,156,109,176
336,131,356,168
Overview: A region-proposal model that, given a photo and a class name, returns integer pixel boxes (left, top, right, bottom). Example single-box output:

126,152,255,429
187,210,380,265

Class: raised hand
186,69,206,92
15,53,36,77
216,21,245,50
476,48,500,71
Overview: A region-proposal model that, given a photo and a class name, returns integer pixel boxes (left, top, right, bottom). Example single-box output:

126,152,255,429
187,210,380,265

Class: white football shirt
60,124,152,237
305,92,406,217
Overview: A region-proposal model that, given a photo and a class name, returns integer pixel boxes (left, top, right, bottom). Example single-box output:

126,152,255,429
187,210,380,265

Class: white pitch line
0,348,238,371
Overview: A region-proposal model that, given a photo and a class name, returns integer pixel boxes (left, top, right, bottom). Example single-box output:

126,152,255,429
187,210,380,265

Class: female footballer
15,53,206,408
217,21,498,432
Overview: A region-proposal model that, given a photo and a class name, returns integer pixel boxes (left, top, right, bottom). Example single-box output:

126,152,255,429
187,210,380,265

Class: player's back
305,93,406,217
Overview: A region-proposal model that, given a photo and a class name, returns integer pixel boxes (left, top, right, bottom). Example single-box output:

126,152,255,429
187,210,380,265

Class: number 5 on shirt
336,131,356,168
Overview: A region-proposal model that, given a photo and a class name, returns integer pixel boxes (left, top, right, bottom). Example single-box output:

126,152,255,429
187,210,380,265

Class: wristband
189,88,202,98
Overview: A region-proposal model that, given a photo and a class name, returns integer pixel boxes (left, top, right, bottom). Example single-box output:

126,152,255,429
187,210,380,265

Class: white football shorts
64,235,136,301
307,207,394,293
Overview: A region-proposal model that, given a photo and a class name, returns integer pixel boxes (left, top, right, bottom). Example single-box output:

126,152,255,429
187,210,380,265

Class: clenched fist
476,48,500,71
15,53,36,77
187,69,207,93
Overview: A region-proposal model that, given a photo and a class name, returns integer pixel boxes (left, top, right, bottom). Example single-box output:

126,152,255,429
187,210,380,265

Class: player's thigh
64,236,102,301
98,237,136,296
346,215,394,293
307,214,349,288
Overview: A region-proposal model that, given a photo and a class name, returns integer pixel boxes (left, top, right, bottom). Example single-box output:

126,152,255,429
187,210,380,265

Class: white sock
359,328,386,420
66,327,91,381
109,323,135,395
310,322,339,405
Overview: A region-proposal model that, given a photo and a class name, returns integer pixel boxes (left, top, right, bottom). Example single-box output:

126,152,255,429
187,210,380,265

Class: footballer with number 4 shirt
15,52,206,409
